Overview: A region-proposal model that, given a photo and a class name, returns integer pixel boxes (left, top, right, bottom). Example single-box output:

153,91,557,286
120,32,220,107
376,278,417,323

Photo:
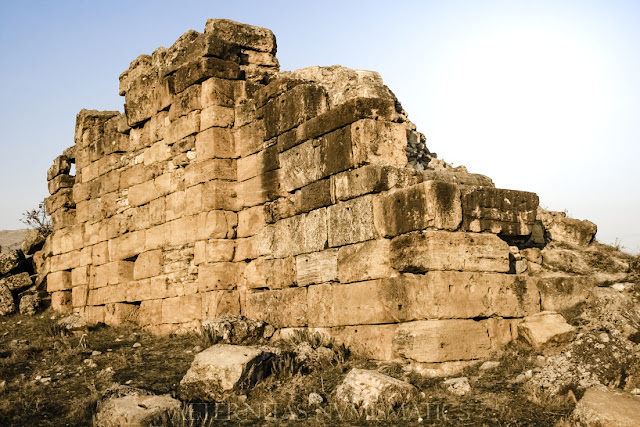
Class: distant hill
0,229,29,253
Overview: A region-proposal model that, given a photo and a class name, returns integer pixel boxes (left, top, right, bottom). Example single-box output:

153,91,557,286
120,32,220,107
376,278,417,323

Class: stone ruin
41,19,599,369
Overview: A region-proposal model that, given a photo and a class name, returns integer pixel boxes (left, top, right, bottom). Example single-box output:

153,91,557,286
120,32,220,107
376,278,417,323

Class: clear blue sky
1,0,639,252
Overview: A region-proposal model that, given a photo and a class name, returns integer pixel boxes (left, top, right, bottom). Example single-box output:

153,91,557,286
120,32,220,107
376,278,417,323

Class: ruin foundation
43,19,566,366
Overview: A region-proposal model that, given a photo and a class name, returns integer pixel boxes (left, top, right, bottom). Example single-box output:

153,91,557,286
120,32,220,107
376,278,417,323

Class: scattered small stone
443,377,471,396
630,388,640,395
598,333,610,343
125,380,133,385
0,380,6,392
132,342,141,348
115,338,122,342
308,392,324,405
92,350,102,356
40,377,51,384
84,359,97,368
193,346,202,353
35,375,42,381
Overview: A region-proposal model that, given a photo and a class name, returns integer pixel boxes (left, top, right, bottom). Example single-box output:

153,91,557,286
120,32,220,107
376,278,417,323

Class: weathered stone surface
21,229,46,255
443,377,471,396
0,250,24,275
205,19,277,54
0,284,16,316
571,385,640,426
295,249,337,286
390,231,510,273
374,181,462,237
94,388,181,427
333,164,420,202
242,257,295,289
273,209,327,258
51,290,73,313
179,344,276,401
171,57,242,95
308,273,538,327
18,292,41,315
0,272,32,292
200,315,269,345
243,287,307,328
335,368,418,409
337,239,394,284
327,195,378,247
461,187,538,236
541,211,597,247
533,275,595,312
518,311,575,349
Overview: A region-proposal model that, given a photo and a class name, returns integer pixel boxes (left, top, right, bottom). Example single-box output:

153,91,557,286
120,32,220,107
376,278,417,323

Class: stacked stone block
44,19,545,365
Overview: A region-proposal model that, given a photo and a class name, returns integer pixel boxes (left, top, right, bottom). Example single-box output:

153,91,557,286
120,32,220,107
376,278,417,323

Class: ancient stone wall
43,19,550,367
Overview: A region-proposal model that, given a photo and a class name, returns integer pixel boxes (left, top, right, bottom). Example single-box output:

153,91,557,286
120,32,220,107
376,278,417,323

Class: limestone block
129,176,171,207
205,19,277,53
170,57,242,94
195,127,235,160
119,164,153,190
273,208,328,258
234,226,275,261
48,174,75,195
0,284,16,316
571,385,640,427
239,169,286,208
194,239,235,264
243,257,296,289
374,181,462,237
237,145,279,182
104,302,139,325
335,368,417,409
46,188,74,217
138,299,162,325
295,249,338,286
167,84,202,121
547,216,597,247
201,77,237,108
197,262,242,291
179,344,276,402
0,250,24,275
47,270,72,292
184,158,236,186
332,165,418,202
165,184,203,221
92,260,135,289
133,250,163,280
234,120,266,158
279,139,320,192
108,230,146,261
162,30,242,76
143,140,171,166
201,105,235,130
263,84,328,139
201,290,241,319
294,178,332,214
81,305,106,324
517,311,575,349
243,287,308,328
51,291,72,314
533,275,595,312
0,272,32,292
195,211,237,240
148,197,166,226
393,319,493,363
263,196,296,223
327,195,378,247
72,182,91,203
391,231,510,273
94,392,181,427
461,187,538,236
308,273,538,327
47,155,72,181
237,205,266,238
202,180,239,211
162,294,202,324
71,266,89,287
337,239,394,284
165,110,200,144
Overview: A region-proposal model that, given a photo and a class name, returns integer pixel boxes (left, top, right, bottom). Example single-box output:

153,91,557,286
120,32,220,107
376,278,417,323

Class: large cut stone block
200,105,235,130
518,311,575,349
184,158,236,186
237,205,266,238
336,368,418,409
391,231,510,273
374,181,462,237
194,239,235,264
205,19,277,53
327,195,379,247
295,249,338,286
201,290,241,320
108,231,146,261
392,319,493,363
197,262,242,291
333,164,421,202
47,270,72,292
264,84,328,139
307,272,538,327
237,145,279,182
133,250,163,280
243,287,307,328
337,239,394,284
273,208,328,258
242,257,296,289
201,77,237,108
279,139,320,192
234,120,266,158
170,57,242,94
196,127,235,160
461,187,538,236
162,293,202,324
238,169,285,208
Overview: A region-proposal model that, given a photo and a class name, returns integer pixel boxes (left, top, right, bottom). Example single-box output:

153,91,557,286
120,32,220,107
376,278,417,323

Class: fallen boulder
0,272,33,292
94,385,181,427
335,368,417,409
179,344,276,401
518,311,575,350
200,315,271,345
0,250,24,275
18,292,41,315
0,284,15,316
571,385,640,426
443,377,471,396
20,229,46,255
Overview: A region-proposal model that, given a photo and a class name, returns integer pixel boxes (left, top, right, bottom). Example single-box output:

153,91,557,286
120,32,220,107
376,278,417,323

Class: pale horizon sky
1,0,638,252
